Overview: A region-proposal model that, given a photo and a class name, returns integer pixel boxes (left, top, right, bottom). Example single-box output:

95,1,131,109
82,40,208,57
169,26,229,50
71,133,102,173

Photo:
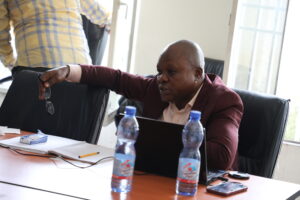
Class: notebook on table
116,114,209,185
0,134,114,164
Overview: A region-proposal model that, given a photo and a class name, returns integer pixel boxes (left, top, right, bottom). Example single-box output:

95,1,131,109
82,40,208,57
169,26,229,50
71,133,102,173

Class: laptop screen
116,114,208,185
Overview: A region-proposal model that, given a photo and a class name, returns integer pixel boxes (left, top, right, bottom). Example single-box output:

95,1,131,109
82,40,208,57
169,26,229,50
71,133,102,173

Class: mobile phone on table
228,171,250,180
206,181,248,196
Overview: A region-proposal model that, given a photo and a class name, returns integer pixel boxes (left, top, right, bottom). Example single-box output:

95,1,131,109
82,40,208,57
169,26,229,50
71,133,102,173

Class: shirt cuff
66,64,82,82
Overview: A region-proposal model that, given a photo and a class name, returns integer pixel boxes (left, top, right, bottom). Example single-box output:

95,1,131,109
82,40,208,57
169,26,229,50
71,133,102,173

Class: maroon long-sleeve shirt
80,65,243,170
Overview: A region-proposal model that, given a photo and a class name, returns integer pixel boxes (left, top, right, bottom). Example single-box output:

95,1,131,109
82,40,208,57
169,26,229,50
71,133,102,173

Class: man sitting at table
39,40,244,170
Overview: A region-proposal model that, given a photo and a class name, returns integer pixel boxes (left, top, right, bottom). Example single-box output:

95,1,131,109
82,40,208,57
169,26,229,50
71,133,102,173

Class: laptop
116,114,209,185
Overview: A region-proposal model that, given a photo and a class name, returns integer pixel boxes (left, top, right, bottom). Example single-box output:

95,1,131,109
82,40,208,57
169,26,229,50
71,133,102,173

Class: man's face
156,51,200,107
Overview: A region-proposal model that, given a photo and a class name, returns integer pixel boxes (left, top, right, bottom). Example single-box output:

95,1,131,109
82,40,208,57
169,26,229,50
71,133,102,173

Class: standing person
0,0,110,74
39,40,244,170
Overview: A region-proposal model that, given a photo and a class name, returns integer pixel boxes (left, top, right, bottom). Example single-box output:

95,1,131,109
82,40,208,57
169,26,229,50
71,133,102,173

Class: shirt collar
187,83,202,108
170,82,203,111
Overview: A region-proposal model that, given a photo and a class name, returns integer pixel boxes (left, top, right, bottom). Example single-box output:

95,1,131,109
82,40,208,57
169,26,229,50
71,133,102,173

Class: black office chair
82,15,109,65
0,70,110,144
204,57,224,78
0,76,12,84
234,89,290,178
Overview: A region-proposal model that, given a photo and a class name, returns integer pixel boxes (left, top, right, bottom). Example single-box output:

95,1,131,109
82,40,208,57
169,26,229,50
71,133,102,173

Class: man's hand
38,66,69,100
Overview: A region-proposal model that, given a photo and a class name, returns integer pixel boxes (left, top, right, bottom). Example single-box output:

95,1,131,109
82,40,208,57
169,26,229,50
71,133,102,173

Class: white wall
273,142,300,184
0,64,11,106
131,0,233,75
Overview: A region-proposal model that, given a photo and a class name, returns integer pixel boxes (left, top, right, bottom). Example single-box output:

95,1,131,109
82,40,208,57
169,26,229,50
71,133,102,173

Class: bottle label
112,153,135,180
177,158,200,184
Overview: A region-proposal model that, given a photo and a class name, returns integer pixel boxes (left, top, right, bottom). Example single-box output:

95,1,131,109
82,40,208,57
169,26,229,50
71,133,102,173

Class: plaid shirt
0,0,110,68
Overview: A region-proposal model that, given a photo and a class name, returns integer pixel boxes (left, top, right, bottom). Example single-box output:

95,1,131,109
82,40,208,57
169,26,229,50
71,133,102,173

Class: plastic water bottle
176,110,204,196
111,106,139,193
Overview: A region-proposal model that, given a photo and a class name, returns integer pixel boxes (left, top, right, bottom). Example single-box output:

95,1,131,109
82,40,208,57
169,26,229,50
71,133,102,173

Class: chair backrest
0,70,109,144
82,15,108,65
234,89,290,178
0,76,12,84
204,57,224,78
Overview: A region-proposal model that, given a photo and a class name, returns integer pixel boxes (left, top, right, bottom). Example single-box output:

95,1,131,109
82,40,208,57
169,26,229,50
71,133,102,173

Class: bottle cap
190,110,201,120
125,106,136,116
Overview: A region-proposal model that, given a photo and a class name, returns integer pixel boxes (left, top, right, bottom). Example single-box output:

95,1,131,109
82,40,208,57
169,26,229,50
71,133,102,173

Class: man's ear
194,68,203,81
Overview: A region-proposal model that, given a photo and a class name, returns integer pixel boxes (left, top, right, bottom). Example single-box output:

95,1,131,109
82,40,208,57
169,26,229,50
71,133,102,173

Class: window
276,0,300,142
106,0,137,72
229,0,300,142
101,0,138,124
0,63,11,79
229,0,288,94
